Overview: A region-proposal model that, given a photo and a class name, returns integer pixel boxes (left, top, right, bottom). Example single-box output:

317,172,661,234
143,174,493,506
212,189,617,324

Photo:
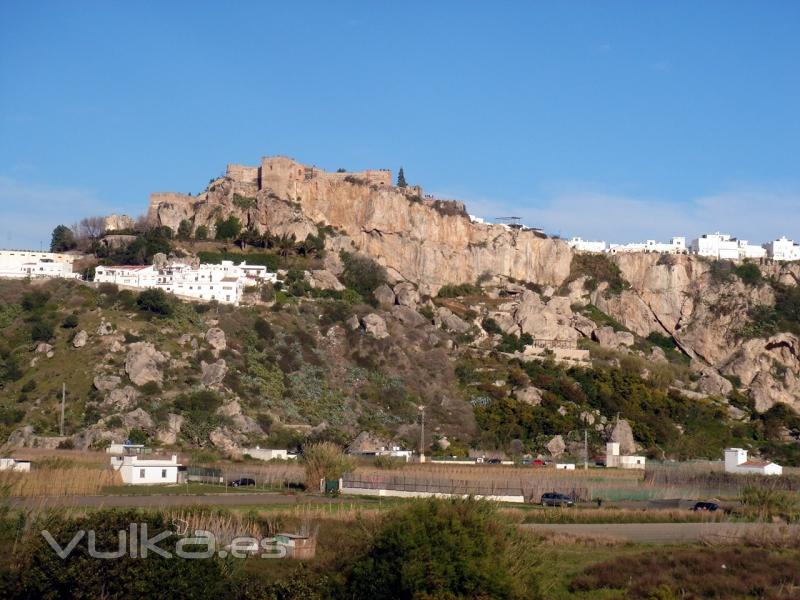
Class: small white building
106,442,147,455
0,458,31,472
0,250,79,280
243,447,297,461
690,233,765,260
724,448,782,476
608,237,686,255
375,447,414,462
555,463,576,470
605,442,646,470
763,237,800,262
567,237,607,253
110,454,183,484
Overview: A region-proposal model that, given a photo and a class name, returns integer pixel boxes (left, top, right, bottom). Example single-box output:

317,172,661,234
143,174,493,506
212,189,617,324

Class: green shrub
482,317,502,334
30,320,54,342
302,442,353,490
21,290,50,311
136,289,174,316
566,254,628,295
195,225,208,240
215,216,242,240
339,251,387,298
232,194,257,210
735,262,762,286
347,498,538,599
61,314,79,329
437,283,481,298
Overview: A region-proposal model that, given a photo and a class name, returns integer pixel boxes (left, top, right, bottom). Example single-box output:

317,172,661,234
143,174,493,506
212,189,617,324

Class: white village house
567,237,607,253
95,260,277,306
690,233,767,260
110,454,184,484
609,237,687,255
0,458,32,472
243,447,298,461
605,442,646,470
763,237,800,262
724,448,782,476
0,250,79,280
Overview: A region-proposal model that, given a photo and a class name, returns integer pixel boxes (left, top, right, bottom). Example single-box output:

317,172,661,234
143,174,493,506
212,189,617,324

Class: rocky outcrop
516,386,543,406
201,359,228,387
608,419,636,455
390,305,426,328
304,269,345,291
124,342,167,386
105,386,140,411
546,435,566,457
205,328,227,351
362,314,389,339
93,374,121,392
156,413,184,445
72,330,88,348
394,282,420,309
436,307,471,334
373,284,396,308
592,326,634,349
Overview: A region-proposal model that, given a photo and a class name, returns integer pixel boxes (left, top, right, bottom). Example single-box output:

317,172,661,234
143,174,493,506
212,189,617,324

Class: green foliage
740,484,799,520
496,332,532,353
30,320,54,342
174,390,224,446
215,215,242,240
437,283,481,298
195,225,208,240
177,219,193,240
136,289,174,316
21,290,50,311
0,303,21,328
646,331,675,351
1,510,233,598
127,427,149,444
482,317,502,334
708,259,734,285
735,262,762,286
302,442,353,489
566,254,628,295
739,283,800,338
232,193,257,210
103,229,172,265
197,251,279,271
61,314,79,329
49,224,77,252
347,498,538,600
339,251,387,299
396,167,407,188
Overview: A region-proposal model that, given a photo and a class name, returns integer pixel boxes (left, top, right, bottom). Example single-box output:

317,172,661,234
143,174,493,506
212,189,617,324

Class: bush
61,314,79,329
302,442,353,490
215,216,242,240
482,317,502,334
30,321,54,342
136,289,174,316
735,262,762,286
21,290,50,311
339,251,387,298
437,283,481,298
566,254,628,295
347,498,538,599
195,225,208,240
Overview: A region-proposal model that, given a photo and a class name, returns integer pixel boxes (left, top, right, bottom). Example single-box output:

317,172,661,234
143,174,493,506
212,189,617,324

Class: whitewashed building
724,448,782,476
764,237,800,262
0,250,79,280
110,454,183,484
95,260,276,306
567,237,607,253
690,233,766,260
243,447,298,461
605,442,645,470
608,237,687,255
0,458,31,472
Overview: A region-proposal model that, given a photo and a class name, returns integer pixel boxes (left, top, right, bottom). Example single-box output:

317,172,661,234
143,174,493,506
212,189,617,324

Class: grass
0,467,120,497
520,506,728,524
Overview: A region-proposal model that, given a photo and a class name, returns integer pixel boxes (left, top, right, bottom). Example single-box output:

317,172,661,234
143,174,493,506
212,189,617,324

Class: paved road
521,522,800,544
3,493,342,510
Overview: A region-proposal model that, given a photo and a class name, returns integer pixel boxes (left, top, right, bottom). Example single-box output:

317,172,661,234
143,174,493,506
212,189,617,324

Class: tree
195,225,208,240
339,251,387,298
215,216,242,241
50,225,77,252
136,289,173,316
396,167,407,188
177,219,193,240
75,216,106,240
302,442,353,490
30,321,54,342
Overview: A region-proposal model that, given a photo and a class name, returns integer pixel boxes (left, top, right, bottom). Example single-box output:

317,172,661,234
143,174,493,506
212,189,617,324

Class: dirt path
521,522,800,544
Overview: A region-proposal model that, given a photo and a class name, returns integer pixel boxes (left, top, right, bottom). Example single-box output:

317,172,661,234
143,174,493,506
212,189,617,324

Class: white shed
0,458,31,472
111,454,182,484
724,448,782,476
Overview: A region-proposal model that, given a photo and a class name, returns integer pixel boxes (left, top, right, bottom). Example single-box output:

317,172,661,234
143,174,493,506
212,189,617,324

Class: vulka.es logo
41,523,287,560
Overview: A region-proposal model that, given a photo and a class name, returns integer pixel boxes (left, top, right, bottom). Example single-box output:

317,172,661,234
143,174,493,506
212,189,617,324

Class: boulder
35,343,53,354
394,282,420,308
93,374,121,392
123,408,154,430
546,435,566,457
205,327,227,351
124,342,167,386
516,387,542,406
201,359,228,387
390,305,426,328
373,284,396,308
592,326,635,349
579,411,596,426
209,426,247,456
437,307,471,334
693,364,734,397
97,322,114,336
347,431,391,454
156,413,184,445
513,291,579,341
362,313,389,339
305,269,345,291
345,314,360,331
608,419,636,455
72,330,88,348
216,400,243,418
105,386,140,410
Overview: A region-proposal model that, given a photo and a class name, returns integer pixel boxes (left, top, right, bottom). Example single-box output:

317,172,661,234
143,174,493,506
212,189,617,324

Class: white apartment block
95,260,277,306
567,237,607,253
724,448,782,476
0,250,79,280
608,237,687,255
689,233,766,260
763,237,800,261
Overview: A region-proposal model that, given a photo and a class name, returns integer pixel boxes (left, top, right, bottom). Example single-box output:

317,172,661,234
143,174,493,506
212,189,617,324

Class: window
140,468,145,478
162,469,167,478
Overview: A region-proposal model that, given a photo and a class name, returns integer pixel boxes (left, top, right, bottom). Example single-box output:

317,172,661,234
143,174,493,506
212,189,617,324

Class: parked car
541,492,575,507
229,477,256,487
486,458,502,464
691,501,719,512
532,459,547,467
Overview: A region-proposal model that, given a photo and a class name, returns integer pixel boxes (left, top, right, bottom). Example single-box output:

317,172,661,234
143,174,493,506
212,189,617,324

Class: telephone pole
60,383,66,436
418,405,425,464
584,428,588,471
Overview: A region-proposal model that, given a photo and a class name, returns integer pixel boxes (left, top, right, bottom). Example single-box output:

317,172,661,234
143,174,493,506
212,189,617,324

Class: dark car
541,492,575,507
691,501,719,512
486,458,502,464
229,478,256,487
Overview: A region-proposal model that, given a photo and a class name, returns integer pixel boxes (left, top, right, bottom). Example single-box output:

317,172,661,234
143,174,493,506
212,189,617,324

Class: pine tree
50,225,76,252
396,167,407,188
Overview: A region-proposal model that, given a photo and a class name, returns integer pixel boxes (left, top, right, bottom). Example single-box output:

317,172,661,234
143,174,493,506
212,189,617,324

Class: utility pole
418,405,425,464
60,383,66,436
584,428,588,471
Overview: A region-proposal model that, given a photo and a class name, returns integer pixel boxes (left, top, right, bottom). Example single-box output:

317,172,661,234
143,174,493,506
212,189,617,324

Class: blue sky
1,1,798,249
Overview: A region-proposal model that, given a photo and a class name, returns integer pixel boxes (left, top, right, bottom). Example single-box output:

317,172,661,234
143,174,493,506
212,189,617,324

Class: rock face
205,328,227,351
201,359,228,387
546,435,566,457
516,387,543,406
436,307,471,334
373,284,396,308
93,374,121,392
394,282,420,308
156,413,184,445
124,342,167,386
72,330,88,348
592,326,635,349
146,156,573,295
362,314,389,339
106,386,139,410
304,269,345,291
608,419,636,455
